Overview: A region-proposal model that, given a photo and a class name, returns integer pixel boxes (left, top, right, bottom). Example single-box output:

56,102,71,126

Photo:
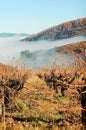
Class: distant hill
22,17,86,41
55,41,86,62
0,33,29,37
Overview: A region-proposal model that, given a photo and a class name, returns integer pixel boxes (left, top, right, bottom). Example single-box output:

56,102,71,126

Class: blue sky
0,0,86,34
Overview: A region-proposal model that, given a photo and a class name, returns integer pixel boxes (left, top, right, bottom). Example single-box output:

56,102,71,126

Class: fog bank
0,35,86,69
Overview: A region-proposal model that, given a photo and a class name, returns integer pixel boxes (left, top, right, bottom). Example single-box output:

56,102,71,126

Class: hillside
56,41,86,61
20,41,86,69
0,41,86,129
22,17,86,41
0,42,86,129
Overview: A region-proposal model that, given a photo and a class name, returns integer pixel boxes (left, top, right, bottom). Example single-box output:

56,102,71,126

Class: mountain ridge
0,33,29,37
22,17,86,41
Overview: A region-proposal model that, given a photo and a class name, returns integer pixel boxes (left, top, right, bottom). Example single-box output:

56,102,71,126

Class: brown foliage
0,63,28,105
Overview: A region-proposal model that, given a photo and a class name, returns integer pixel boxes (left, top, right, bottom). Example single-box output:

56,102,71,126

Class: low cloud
0,35,86,69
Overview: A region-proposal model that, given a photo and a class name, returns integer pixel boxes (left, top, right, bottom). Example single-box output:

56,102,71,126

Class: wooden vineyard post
0,87,6,130
81,88,86,129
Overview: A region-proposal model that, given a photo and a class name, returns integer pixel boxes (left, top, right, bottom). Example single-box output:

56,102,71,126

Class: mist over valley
0,35,86,69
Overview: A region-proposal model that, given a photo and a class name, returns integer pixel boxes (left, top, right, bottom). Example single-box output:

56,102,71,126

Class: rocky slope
22,17,86,41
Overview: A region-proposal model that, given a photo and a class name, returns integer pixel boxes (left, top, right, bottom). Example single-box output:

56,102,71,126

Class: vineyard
0,42,86,130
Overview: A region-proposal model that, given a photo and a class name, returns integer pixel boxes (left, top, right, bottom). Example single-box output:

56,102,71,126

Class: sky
0,0,86,34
